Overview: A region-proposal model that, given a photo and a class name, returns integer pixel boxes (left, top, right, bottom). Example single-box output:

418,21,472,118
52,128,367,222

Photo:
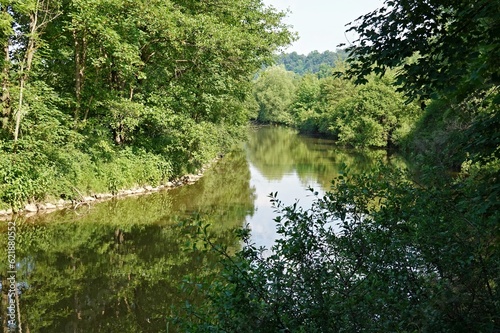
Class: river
0,126,405,332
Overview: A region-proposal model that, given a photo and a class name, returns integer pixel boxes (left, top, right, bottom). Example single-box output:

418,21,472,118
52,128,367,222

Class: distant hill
276,50,348,75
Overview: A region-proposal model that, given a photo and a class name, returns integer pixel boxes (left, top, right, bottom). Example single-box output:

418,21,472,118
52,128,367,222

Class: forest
275,49,348,75
251,62,421,150
0,0,293,210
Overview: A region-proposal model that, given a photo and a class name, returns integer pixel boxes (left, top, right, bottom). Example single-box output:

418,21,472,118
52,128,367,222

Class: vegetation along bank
176,1,500,332
1,0,499,330
0,0,294,212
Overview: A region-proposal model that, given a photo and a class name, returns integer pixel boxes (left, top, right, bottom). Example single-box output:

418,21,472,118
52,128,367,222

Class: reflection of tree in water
0,152,254,333
246,126,400,189
170,150,256,221
245,126,299,180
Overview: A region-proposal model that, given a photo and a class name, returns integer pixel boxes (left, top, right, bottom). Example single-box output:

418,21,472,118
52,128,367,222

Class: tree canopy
343,0,500,104
252,65,296,125
276,50,347,76
0,0,294,209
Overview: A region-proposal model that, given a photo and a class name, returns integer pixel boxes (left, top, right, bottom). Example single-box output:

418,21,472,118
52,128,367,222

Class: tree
277,50,347,75
253,65,296,124
178,167,499,332
291,74,320,114
0,0,61,141
0,0,294,208
0,2,12,132
289,73,320,133
343,0,500,166
332,75,420,147
343,0,500,105
176,1,500,332
288,68,418,146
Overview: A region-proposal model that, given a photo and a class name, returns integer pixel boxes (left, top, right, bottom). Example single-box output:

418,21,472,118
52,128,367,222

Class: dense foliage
0,0,293,209
180,167,499,332
252,66,296,125
343,0,500,104
177,0,500,332
344,0,500,170
276,50,347,76
294,71,420,148
251,65,420,148
0,150,255,332
3,0,499,331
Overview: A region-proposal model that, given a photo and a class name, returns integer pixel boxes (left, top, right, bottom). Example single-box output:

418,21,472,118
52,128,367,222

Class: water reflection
246,163,321,248
0,152,254,333
244,126,405,248
0,126,407,332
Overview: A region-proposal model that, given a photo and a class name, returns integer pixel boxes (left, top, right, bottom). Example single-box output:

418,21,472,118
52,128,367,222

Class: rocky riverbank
0,160,217,220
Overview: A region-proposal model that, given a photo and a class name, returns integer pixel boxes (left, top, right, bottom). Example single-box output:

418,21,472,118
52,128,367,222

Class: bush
177,165,499,332
0,136,174,207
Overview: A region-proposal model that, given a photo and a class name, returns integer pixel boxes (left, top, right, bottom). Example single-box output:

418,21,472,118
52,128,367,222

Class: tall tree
253,65,296,124
0,0,294,208
11,0,61,142
343,0,500,105
175,2,500,332
38,0,294,141
0,2,12,133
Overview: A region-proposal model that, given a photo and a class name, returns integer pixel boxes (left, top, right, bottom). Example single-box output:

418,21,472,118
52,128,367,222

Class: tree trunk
1,39,10,131
73,30,81,123
13,63,25,142
14,5,38,142
1,5,11,132
73,30,86,124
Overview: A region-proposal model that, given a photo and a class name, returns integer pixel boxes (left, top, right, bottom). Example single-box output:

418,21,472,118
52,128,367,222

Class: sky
262,0,384,55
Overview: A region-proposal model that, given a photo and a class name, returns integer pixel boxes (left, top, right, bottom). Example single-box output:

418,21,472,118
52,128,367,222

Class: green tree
0,0,62,141
277,50,347,75
344,0,499,105
333,75,420,148
291,74,320,114
177,1,500,332
253,65,296,124
179,167,499,332
344,0,500,174
289,73,320,132
290,69,418,147
0,2,12,132
0,0,294,208
306,73,356,135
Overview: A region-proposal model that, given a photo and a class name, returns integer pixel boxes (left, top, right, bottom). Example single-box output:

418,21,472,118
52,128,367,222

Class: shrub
177,165,499,332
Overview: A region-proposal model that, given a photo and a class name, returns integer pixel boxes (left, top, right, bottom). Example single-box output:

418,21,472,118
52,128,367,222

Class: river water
0,126,405,332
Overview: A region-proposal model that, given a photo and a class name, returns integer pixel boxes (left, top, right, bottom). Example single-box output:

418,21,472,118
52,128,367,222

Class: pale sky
263,0,384,55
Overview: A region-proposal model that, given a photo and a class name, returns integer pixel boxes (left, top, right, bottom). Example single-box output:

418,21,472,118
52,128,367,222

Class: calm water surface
245,126,400,248
0,126,404,332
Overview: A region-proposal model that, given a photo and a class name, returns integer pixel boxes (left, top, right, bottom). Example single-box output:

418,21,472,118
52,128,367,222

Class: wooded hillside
0,0,293,210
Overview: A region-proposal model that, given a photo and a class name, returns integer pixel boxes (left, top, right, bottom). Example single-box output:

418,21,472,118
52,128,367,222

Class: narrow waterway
0,126,405,332
244,126,403,248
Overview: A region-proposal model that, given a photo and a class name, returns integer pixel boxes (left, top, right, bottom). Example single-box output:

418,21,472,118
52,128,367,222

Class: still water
0,126,403,332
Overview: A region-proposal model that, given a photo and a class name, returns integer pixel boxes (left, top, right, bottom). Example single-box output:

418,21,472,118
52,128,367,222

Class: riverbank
0,156,221,220
0,119,241,218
